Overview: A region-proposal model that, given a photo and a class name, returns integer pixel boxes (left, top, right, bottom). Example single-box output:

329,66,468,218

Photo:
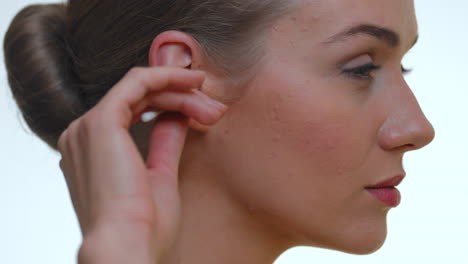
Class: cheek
263,79,372,183
218,67,374,207
250,77,388,249
212,60,387,249
288,115,361,177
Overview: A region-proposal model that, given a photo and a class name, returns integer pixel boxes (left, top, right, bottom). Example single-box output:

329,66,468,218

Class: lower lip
366,187,401,207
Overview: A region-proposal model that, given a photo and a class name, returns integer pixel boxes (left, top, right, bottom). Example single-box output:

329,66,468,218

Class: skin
158,0,434,263
61,0,434,263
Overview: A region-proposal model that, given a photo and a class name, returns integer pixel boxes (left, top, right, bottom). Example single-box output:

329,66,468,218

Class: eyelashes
342,63,381,80
401,65,412,74
342,63,412,80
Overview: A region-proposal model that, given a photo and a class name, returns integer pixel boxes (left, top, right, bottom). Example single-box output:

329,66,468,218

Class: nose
378,79,436,152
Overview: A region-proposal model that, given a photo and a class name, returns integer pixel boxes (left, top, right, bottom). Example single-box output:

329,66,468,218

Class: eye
342,63,381,80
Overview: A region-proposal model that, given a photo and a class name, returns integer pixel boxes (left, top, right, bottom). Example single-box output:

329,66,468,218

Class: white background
1,1,467,263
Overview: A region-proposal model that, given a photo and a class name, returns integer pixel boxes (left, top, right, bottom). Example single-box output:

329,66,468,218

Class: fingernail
193,89,228,111
210,98,228,112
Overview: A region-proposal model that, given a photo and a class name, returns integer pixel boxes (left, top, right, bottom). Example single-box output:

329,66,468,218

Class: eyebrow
324,24,418,48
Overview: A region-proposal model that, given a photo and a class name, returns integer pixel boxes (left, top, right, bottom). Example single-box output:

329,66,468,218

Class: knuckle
80,113,94,129
165,69,179,87
149,158,177,179
58,118,78,152
57,129,68,153
59,120,78,151
126,67,145,80
59,158,66,171
178,96,191,114
126,66,152,88
79,105,117,140
67,116,81,130
79,112,101,140
58,118,80,152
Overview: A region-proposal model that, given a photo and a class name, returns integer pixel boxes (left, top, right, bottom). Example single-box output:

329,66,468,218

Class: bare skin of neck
159,131,294,264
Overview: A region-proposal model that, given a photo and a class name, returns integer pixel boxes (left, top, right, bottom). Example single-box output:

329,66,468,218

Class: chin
299,218,389,255
339,236,387,255
332,222,388,255
309,231,387,256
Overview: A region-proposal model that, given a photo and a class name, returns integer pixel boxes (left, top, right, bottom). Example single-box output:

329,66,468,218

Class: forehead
279,0,418,47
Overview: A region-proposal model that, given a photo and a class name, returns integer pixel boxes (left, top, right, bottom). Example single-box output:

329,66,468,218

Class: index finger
100,67,205,128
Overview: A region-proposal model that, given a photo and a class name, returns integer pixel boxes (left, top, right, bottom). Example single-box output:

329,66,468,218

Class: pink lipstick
365,175,404,207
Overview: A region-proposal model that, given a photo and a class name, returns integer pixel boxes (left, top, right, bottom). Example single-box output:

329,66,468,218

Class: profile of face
172,0,436,255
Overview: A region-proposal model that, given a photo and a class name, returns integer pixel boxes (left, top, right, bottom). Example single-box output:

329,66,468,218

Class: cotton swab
141,111,160,123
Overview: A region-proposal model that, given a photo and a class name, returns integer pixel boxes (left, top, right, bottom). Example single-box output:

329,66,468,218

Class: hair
4,0,295,151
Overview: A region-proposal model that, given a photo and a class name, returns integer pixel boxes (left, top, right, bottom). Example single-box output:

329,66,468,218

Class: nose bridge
378,77,435,151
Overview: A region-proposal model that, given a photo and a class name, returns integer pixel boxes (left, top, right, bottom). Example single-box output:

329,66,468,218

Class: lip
366,175,405,189
365,175,405,207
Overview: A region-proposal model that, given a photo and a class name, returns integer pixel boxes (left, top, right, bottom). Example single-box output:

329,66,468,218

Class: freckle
271,106,281,121
274,114,280,122
273,134,281,142
277,94,284,103
246,203,255,213
289,40,296,48
254,122,261,131
224,127,230,135
268,152,278,159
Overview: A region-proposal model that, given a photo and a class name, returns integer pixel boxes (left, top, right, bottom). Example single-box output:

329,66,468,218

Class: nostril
403,143,416,151
393,143,417,152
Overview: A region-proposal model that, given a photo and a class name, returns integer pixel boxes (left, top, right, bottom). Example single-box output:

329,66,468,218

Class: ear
148,30,194,68
148,31,211,132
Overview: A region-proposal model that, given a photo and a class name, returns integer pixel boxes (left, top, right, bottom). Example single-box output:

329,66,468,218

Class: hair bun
4,3,86,150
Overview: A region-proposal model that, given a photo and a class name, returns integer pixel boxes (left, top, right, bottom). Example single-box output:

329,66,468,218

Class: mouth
365,175,405,207
366,175,405,189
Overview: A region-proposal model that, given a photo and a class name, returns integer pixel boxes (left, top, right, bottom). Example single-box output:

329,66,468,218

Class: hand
57,67,228,264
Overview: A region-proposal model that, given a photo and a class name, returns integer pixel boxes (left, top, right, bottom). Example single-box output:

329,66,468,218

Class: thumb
145,111,190,182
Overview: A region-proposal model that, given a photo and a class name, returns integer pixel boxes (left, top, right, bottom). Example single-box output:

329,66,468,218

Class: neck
159,132,293,264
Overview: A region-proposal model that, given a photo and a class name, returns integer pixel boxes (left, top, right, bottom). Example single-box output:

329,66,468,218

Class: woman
3,0,435,263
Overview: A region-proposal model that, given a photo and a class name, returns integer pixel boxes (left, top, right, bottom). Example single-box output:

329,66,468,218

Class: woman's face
204,0,435,254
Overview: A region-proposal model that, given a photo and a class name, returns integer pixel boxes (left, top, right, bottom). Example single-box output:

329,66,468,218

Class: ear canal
156,44,192,68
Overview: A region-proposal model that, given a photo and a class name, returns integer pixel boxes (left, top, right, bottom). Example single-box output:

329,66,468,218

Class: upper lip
365,174,405,189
